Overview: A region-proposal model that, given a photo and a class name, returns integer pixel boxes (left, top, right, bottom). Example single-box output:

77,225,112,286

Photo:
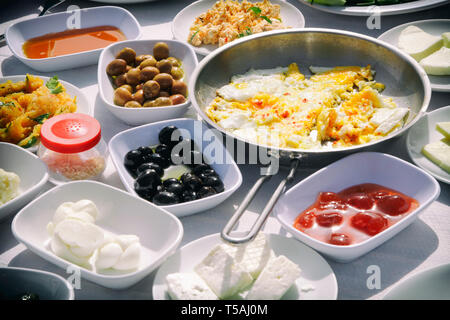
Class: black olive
192,163,212,175
155,144,172,159
134,169,161,197
202,175,225,193
181,189,197,202
124,149,146,173
181,173,202,191
152,191,180,205
202,168,218,177
158,126,183,146
148,153,171,169
197,186,217,199
137,146,153,158
165,182,184,196
136,162,164,177
163,178,179,188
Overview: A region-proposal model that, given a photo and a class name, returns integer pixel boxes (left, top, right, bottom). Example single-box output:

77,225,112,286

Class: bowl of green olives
109,118,242,217
98,40,198,126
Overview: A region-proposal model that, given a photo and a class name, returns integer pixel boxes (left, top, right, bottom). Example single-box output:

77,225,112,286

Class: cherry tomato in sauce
376,194,411,216
346,194,374,210
295,210,315,229
351,212,388,236
316,212,343,227
329,233,352,246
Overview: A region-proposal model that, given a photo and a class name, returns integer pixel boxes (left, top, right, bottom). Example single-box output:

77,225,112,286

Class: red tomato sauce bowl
273,152,440,263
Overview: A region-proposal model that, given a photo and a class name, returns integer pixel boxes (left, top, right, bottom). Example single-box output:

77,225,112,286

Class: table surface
0,0,449,300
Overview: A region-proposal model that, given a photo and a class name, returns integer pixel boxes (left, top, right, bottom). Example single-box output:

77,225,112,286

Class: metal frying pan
188,28,431,244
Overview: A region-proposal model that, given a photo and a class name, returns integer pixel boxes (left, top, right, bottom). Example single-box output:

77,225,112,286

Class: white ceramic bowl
98,39,198,126
0,143,48,221
0,267,74,300
11,180,183,290
273,152,440,263
5,6,142,72
172,0,306,56
407,105,450,184
108,118,243,217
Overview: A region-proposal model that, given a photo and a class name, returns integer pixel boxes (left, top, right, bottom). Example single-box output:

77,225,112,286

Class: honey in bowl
22,26,126,59
293,183,419,246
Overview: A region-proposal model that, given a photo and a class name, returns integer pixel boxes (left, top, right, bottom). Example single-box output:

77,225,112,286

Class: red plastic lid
40,113,101,154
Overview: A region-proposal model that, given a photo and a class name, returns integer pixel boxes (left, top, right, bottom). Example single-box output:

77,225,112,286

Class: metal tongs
221,155,301,244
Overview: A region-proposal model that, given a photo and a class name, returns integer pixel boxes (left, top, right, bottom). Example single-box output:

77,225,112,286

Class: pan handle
221,156,301,244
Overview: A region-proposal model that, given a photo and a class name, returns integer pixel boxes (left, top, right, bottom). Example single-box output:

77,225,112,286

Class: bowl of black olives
98,39,198,126
109,119,242,217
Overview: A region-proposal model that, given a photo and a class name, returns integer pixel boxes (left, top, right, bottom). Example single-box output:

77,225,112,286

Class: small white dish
0,143,48,221
98,39,198,126
0,266,74,300
298,0,449,16
378,19,450,92
0,75,91,152
172,0,306,56
273,152,440,263
5,6,142,72
383,263,450,300
152,232,338,300
11,180,183,290
108,118,243,217
407,105,450,184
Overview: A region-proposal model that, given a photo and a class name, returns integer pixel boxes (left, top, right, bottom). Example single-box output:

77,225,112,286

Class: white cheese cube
419,47,450,76
220,232,275,278
194,245,253,299
166,273,218,300
245,255,301,300
422,139,450,173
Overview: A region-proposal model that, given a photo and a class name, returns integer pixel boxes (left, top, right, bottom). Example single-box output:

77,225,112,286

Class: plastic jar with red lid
37,113,108,184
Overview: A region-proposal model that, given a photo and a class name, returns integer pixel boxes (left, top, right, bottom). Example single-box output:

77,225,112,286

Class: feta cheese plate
378,19,450,92
407,105,450,184
152,232,338,300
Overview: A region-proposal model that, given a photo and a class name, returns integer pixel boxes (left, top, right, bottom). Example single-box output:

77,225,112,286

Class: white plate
298,0,449,16
98,39,198,126
383,263,450,299
109,118,243,217
378,19,450,92
0,75,91,152
274,152,440,262
172,0,306,56
152,232,338,300
12,180,183,290
0,143,48,221
406,105,450,184
5,6,142,72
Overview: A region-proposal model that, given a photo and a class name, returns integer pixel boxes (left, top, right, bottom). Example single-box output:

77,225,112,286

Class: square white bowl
273,152,440,263
0,142,48,220
108,118,243,217
5,6,142,72
98,39,198,126
11,180,183,290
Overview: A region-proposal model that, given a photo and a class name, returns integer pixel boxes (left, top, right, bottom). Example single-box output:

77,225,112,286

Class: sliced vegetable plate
378,19,450,92
406,105,450,184
152,232,338,300
0,75,91,152
172,0,305,56
298,0,449,16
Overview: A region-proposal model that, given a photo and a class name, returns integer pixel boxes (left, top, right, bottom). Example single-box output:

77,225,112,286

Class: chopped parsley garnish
22,136,37,149
190,29,200,43
238,27,253,38
46,76,63,94
248,6,272,24
0,101,15,108
30,113,50,124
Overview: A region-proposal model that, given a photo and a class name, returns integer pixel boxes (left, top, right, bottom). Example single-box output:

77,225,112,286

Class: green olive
170,67,184,80
106,59,127,76
143,80,160,100
114,87,133,106
135,54,152,66
132,89,145,104
119,84,133,93
140,66,159,82
116,47,136,65
167,57,181,67
169,94,186,105
153,42,170,60
143,100,156,108
171,80,187,97
126,68,141,86
139,57,157,69
153,97,172,107
114,73,127,87
156,59,172,74
124,100,142,108
154,73,173,90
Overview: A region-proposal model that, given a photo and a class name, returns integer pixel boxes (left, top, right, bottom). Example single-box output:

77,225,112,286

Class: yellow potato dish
0,75,77,148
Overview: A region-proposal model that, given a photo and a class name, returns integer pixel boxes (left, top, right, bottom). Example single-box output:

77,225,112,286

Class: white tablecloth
0,0,449,300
